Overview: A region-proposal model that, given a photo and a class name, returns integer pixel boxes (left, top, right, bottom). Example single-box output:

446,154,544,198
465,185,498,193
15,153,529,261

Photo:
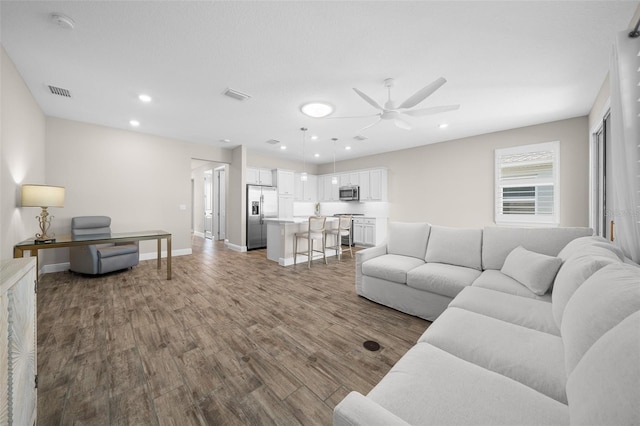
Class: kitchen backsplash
293,201,389,218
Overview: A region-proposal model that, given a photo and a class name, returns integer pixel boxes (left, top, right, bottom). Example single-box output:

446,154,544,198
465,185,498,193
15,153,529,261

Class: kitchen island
264,217,340,266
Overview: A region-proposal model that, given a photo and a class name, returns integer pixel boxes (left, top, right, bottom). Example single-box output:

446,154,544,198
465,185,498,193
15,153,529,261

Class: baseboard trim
225,241,246,252
193,231,205,238
41,249,193,275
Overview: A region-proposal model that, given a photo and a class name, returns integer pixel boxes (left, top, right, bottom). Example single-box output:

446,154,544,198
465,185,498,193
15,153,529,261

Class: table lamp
21,184,65,243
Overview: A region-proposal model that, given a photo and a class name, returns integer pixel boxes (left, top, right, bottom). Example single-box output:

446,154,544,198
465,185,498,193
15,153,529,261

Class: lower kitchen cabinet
353,217,387,247
1,257,37,426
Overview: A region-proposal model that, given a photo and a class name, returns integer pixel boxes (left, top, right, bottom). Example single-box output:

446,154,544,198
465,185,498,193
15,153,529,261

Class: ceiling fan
330,77,459,132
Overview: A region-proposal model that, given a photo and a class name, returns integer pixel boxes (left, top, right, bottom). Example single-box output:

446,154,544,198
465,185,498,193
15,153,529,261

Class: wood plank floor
36,236,430,425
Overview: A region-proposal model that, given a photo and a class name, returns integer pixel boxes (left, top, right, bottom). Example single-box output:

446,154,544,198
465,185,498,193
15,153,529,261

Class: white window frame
495,141,560,226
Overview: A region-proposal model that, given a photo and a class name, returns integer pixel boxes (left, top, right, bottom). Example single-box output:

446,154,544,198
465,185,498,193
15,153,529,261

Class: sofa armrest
356,244,388,295
333,391,410,426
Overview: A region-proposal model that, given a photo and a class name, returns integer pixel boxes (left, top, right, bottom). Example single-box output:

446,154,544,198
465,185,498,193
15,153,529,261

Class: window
495,141,560,226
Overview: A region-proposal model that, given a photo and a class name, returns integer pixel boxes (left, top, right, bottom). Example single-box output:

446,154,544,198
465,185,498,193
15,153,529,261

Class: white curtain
609,30,640,263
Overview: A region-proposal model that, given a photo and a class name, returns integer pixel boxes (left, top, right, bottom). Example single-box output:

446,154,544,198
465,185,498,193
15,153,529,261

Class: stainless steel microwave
339,186,359,201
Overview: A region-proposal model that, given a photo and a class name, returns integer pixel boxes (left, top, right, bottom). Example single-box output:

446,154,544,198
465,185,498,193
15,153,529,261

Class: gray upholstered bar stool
293,216,327,268
326,215,353,260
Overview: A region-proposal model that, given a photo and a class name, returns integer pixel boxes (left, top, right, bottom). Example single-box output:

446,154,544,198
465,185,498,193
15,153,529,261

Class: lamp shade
21,184,65,207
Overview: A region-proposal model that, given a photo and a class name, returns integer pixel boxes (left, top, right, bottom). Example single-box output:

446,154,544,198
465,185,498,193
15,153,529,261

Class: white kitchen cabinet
353,217,387,246
1,258,37,426
339,172,359,188
247,168,273,186
321,175,339,201
294,173,317,202
357,168,387,201
278,195,294,219
276,170,295,196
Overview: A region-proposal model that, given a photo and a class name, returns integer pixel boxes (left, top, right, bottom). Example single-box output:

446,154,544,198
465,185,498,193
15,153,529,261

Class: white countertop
264,216,339,224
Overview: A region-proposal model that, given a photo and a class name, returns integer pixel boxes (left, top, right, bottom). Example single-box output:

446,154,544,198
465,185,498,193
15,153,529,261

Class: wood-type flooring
36,236,430,425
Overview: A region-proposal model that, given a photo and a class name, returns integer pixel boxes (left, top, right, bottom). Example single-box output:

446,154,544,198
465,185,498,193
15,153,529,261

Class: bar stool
293,216,327,268
326,215,353,260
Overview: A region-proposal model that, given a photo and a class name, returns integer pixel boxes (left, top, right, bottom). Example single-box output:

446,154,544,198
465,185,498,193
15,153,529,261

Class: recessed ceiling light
129,120,140,127
311,135,318,140
345,146,351,150
314,153,320,158
439,123,449,129
220,138,231,143
138,94,152,103
300,102,334,118
280,146,287,150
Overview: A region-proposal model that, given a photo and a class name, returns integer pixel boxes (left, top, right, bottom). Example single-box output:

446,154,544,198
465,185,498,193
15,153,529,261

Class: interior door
217,168,226,240
204,173,213,239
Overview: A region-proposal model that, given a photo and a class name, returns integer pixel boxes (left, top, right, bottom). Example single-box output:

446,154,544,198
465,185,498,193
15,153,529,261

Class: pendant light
300,127,308,181
331,138,338,185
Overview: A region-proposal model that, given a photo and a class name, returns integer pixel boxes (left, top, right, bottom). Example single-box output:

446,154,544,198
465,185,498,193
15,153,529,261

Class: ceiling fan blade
403,105,460,117
394,118,412,130
398,77,447,109
353,88,384,111
324,114,380,119
359,118,382,132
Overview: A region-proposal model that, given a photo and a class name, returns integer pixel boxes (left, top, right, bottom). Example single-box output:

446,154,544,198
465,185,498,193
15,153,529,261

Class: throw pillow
501,246,563,296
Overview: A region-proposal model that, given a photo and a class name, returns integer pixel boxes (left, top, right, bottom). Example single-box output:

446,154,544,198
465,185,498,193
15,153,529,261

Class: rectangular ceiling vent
223,87,251,101
265,139,280,145
354,135,368,141
48,85,72,98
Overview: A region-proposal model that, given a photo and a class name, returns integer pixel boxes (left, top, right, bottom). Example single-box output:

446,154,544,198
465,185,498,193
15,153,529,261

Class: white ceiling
2,1,637,164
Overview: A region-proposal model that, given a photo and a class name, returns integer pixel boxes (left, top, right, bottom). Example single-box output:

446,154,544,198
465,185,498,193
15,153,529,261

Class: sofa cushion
406,263,481,298
551,254,618,329
387,222,431,260
425,226,482,270
561,263,640,376
419,307,567,403
557,235,625,261
450,286,559,336
482,226,593,270
361,254,425,284
97,243,139,258
472,270,552,301
500,246,562,296
366,343,569,426
566,311,640,426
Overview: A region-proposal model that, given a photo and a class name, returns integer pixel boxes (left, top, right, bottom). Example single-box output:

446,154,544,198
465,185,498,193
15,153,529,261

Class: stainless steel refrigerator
246,185,278,250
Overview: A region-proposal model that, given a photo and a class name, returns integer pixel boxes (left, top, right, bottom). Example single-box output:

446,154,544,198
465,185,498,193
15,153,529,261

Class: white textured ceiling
1,1,637,164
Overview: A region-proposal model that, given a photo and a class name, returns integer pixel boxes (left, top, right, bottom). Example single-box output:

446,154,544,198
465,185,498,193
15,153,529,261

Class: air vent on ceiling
223,87,251,101
265,139,280,145
354,135,368,141
48,85,72,98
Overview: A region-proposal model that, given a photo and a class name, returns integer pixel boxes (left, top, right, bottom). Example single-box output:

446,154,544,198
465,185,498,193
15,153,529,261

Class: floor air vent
48,85,72,98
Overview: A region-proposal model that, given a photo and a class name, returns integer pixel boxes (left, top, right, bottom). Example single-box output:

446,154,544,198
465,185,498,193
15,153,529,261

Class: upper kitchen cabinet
294,173,317,202
276,169,295,196
339,172,359,187
247,168,273,186
319,175,339,202
359,168,388,201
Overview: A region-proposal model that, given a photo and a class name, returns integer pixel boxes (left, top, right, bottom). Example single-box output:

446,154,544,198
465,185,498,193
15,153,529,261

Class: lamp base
35,238,56,244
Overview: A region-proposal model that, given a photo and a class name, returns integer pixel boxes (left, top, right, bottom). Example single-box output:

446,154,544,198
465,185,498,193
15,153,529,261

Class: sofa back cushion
551,247,620,329
557,235,625,262
561,263,640,376
566,311,640,426
425,226,482,270
482,226,593,270
387,222,431,260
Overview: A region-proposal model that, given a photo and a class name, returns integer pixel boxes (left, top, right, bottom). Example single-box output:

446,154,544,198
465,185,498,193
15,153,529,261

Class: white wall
318,117,590,227
42,117,233,267
247,151,318,175
226,145,246,250
0,46,46,260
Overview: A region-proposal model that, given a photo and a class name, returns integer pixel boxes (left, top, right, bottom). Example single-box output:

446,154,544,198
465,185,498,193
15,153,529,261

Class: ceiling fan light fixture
300,102,334,118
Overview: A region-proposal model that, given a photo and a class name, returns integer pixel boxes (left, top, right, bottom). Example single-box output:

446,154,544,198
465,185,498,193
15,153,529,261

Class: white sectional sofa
335,223,640,425
356,223,594,321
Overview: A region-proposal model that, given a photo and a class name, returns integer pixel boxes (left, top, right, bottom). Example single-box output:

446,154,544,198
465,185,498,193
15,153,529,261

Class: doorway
591,110,612,239
191,159,229,241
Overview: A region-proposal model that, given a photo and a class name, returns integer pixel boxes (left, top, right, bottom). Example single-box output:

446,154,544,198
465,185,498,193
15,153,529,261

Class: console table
13,230,172,280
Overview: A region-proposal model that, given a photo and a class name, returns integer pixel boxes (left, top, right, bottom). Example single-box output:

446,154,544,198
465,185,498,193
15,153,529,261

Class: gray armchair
69,216,139,275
